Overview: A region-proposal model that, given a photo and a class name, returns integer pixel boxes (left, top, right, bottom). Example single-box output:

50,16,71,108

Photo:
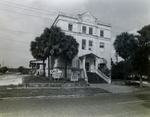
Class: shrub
18,66,29,74
98,65,110,77
111,61,124,80
0,66,8,74
22,69,29,74
18,66,24,73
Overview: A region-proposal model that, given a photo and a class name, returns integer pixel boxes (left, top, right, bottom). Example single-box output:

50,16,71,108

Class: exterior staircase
88,69,111,84
87,72,107,83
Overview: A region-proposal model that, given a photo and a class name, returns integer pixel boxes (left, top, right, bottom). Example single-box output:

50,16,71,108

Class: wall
53,13,112,69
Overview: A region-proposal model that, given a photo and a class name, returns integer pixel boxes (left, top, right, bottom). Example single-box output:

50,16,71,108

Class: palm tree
113,32,137,81
30,37,48,76
30,26,79,79
63,35,79,78
44,26,66,79
43,27,79,79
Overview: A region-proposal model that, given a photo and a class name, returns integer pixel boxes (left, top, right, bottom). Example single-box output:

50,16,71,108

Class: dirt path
0,73,28,86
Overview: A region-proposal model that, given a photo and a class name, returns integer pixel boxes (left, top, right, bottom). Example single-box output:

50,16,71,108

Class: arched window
99,42,105,52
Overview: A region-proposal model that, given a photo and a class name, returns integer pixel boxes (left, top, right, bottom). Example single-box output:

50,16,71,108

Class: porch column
95,58,98,69
82,56,88,82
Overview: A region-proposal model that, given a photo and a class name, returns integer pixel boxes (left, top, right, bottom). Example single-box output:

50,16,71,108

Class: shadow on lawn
135,93,150,109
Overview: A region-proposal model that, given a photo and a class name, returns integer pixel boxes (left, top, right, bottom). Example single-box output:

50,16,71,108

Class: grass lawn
0,85,109,98
0,74,109,98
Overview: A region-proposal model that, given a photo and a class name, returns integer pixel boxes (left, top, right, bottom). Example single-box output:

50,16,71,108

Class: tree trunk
48,56,50,78
65,55,67,79
124,59,126,82
43,60,45,76
50,56,55,81
140,75,143,88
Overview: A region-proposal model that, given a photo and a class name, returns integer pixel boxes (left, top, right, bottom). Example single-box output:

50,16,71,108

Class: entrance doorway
85,62,89,71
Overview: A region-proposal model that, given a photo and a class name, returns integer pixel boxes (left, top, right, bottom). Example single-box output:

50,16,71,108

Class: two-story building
51,12,111,83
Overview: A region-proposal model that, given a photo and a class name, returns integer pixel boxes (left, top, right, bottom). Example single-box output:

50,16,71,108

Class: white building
51,12,111,84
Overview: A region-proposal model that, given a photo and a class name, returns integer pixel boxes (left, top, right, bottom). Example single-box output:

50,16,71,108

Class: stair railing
91,69,111,84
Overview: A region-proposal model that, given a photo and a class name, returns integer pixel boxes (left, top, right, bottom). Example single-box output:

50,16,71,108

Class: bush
103,68,111,77
18,66,29,74
0,66,8,74
98,65,110,77
111,61,124,80
8,68,18,73
23,75,49,83
22,69,29,74
0,68,2,73
18,66,24,73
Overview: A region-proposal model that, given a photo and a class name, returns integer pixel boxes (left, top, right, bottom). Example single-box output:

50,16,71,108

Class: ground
0,73,150,99
0,73,150,117
0,73,27,86
0,92,150,117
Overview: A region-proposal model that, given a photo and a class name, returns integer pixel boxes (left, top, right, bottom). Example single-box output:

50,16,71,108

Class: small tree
113,32,138,81
111,61,125,80
130,25,150,88
18,66,24,73
1,66,8,74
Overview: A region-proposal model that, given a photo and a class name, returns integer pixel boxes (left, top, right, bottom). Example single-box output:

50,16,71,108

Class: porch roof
79,53,100,59
30,60,43,64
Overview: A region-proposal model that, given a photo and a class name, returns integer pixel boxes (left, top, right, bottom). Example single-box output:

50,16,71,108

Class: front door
85,62,89,71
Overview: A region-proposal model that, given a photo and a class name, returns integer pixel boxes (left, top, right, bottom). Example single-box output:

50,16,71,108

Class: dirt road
0,73,28,86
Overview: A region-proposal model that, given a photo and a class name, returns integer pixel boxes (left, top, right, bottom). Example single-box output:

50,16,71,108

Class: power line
0,2,58,36
112,31,125,34
0,0,57,14
0,1,57,15
0,2,135,36
0,27,126,36
0,0,136,31
0,8,56,35
0,47,30,52
0,8,55,20
112,25,134,31
0,27,41,35
111,29,137,34
0,37,30,44
0,25,131,37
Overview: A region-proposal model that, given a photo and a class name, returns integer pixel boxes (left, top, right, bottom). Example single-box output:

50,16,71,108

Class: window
89,27,93,35
82,26,86,33
82,39,86,50
89,40,93,51
100,42,105,52
100,42,104,48
89,40,93,46
68,24,73,31
100,30,104,37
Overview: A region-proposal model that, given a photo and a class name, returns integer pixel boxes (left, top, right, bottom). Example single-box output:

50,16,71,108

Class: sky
0,0,149,68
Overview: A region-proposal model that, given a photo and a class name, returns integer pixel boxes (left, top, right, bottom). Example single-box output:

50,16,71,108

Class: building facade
51,12,112,83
